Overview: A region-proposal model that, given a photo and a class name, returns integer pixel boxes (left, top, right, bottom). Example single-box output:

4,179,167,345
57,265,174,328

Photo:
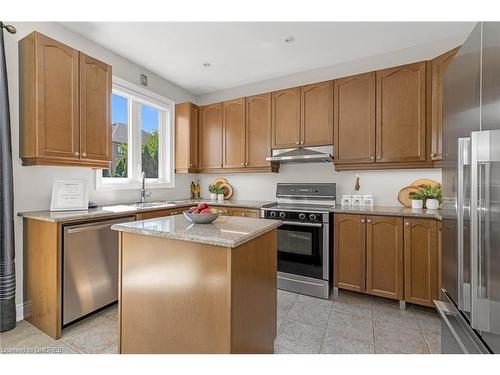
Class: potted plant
409,189,425,209
420,184,442,210
215,185,225,203
208,185,218,201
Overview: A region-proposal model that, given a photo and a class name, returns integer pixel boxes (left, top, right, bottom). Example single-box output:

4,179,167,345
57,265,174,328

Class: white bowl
183,210,220,224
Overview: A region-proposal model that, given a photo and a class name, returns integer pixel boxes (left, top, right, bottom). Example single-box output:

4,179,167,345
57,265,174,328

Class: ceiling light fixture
202,62,211,67
284,36,295,43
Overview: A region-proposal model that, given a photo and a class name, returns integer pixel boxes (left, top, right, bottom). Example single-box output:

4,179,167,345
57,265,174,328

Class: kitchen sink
133,201,171,208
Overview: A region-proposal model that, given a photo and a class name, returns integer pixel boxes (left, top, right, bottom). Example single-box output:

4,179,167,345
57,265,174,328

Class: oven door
277,221,326,280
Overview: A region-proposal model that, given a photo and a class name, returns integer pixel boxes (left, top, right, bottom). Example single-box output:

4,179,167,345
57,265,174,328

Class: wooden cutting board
398,185,421,207
411,179,439,188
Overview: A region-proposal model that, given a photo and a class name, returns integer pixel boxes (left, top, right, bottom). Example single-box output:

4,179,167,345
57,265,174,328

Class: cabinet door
200,103,223,169
246,93,271,168
231,208,259,218
404,218,439,307
334,73,376,164
175,102,199,172
430,47,459,161
376,62,426,163
35,33,80,160
272,87,301,149
366,215,404,300
223,98,246,169
79,53,112,163
334,214,366,293
300,81,333,147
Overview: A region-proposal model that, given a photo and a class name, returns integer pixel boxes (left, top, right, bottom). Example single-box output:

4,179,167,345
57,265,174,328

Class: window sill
95,179,175,191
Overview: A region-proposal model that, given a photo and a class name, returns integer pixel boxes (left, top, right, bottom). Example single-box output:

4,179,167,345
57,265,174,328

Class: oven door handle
281,221,323,228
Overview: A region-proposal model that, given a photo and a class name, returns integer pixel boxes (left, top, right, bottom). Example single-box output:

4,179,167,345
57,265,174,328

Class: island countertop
111,214,282,248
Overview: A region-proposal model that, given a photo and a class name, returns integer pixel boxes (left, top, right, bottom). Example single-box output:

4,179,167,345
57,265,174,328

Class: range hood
266,146,334,164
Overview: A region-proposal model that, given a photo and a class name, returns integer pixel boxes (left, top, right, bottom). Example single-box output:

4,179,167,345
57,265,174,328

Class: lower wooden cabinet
334,214,366,293
135,207,189,221
404,218,439,307
334,213,439,306
212,206,260,218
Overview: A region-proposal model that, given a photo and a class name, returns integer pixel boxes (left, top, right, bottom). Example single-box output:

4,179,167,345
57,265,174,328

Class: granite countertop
331,205,442,220
17,199,276,223
111,214,282,248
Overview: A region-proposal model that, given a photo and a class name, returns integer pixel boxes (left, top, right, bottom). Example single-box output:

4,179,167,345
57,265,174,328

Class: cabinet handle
295,141,300,145
241,213,246,216
81,152,87,157
74,152,80,156
370,156,375,160
301,141,304,145
405,222,410,226
219,164,223,168
430,153,436,158
241,163,245,166
244,162,248,166
361,219,365,223
189,163,193,167
367,219,372,224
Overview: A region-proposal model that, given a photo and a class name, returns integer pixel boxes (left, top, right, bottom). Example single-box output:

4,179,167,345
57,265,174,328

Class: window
96,77,174,190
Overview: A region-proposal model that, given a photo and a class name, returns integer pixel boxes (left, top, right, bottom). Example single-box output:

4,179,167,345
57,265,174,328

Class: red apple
197,202,209,211
200,208,212,214
188,206,198,214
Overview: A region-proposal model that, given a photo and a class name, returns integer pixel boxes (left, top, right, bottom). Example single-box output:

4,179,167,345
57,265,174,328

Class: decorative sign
50,179,89,212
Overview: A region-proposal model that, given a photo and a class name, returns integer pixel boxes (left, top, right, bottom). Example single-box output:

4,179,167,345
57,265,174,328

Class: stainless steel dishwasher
63,216,134,326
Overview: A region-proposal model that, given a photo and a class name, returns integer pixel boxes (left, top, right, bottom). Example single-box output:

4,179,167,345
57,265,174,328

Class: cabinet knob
361,219,365,223
242,213,246,216
244,162,248,166
367,219,372,224
74,152,80,156
405,222,410,226
370,156,375,160
189,163,193,167
295,141,300,145
81,152,87,157
241,163,245,166
430,153,436,158
219,164,223,168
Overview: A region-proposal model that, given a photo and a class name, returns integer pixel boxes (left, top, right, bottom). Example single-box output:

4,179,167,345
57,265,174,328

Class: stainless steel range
261,183,335,299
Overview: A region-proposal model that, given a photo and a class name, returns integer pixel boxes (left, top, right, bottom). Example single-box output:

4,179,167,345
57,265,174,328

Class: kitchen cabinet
200,103,223,170
175,102,199,173
404,218,439,307
246,93,272,168
334,72,376,164
19,31,111,168
271,87,301,148
223,98,246,169
229,208,260,218
365,215,404,300
430,47,460,161
333,214,366,293
135,207,189,221
376,62,427,163
79,53,112,164
300,81,333,147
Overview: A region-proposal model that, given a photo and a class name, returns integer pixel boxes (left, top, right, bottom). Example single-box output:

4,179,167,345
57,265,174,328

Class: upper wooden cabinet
200,103,223,170
300,81,333,147
223,98,246,168
404,218,439,307
365,215,404,300
430,47,460,161
334,214,366,293
175,102,199,173
246,93,272,168
19,32,111,168
79,53,112,163
272,87,301,148
334,73,376,164
376,62,427,163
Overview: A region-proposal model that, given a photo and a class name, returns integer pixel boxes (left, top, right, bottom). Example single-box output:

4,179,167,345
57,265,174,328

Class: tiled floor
1,289,441,354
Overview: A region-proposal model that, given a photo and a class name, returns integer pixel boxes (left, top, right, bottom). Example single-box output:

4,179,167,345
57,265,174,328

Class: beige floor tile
331,292,373,319
326,311,374,343
374,319,429,354
61,314,118,354
286,294,332,329
99,304,118,321
275,319,325,354
321,331,375,354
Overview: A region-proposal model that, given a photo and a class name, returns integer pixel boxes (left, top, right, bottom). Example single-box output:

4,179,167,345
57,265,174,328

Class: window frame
96,77,175,191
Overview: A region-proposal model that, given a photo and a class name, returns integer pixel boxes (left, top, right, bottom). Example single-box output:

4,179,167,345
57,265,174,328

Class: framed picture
50,179,89,212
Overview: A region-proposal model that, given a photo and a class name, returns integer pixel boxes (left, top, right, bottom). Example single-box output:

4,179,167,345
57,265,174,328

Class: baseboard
16,302,27,322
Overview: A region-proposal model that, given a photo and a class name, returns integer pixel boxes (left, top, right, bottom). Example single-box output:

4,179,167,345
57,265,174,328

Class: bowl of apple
183,203,220,224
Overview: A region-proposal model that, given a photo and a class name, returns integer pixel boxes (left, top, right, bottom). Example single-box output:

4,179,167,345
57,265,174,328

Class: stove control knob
309,214,317,221
279,212,286,219
269,211,277,218
298,213,306,220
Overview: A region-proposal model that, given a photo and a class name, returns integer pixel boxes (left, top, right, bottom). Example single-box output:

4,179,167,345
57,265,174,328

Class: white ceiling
62,22,475,95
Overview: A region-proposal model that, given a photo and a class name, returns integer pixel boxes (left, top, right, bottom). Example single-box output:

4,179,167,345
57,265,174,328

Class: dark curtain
0,22,16,332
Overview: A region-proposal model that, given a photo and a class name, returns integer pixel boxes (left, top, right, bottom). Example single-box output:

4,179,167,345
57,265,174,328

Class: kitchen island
111,214,282,354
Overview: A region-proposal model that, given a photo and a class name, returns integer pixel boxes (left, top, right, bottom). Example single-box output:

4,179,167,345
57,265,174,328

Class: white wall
195,164,441,205
5,22,198,314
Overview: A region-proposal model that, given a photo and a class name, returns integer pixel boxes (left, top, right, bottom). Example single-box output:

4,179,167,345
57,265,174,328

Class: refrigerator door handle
470,131,481,330
435,300,470,353
457,137,470,310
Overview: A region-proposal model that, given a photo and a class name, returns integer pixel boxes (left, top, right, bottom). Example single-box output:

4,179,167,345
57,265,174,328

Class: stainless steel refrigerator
439,22,500,354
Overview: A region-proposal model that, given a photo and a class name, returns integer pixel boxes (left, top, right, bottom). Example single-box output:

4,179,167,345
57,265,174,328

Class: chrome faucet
140,171,152,203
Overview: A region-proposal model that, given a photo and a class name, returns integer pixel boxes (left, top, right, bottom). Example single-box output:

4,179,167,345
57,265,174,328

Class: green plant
208,184,224,194
410,184,442,202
